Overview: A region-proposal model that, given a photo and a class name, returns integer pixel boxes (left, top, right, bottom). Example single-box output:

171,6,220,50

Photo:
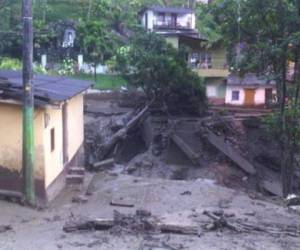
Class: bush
0,57,22,70
58,58,76,76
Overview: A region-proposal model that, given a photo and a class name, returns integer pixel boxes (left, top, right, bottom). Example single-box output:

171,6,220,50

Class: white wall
206,84,218,97
177,13,195,29
225,86,245,105
225,86,273,106
142,11,195,30
142,10,154,30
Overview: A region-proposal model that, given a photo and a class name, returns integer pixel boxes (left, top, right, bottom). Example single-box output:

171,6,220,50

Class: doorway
244,89,255,106
265,88,273,106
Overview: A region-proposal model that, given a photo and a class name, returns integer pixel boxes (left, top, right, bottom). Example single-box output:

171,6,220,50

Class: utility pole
22,0,35,205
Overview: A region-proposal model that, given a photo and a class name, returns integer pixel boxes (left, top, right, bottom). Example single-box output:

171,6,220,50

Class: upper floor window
157,12,166,23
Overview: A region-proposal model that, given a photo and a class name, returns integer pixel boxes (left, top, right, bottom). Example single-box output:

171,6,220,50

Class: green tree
116,30,206,114
210,0,300,196
77,20,118,80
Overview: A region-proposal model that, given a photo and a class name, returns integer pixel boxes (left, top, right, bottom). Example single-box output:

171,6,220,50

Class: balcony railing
153,21,192,30
189,58,229,78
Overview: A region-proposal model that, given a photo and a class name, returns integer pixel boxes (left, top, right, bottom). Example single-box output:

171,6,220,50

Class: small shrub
58,58,76,76
33,63,47,74
0,57,22,70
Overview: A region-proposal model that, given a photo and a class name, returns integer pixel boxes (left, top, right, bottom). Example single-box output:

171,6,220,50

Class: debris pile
63,210,159,235
203,210,300,237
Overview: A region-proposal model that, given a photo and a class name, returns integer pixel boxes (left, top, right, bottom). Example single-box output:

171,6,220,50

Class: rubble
0,225,12,233
84,93,299,200
203,210,300,237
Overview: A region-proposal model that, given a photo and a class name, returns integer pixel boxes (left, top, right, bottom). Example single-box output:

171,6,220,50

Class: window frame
231,90,240,101
50,128,55,152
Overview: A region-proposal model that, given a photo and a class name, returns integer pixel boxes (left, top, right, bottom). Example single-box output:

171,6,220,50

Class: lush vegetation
74,73,127,90
116,30,206,114
207,0,300,196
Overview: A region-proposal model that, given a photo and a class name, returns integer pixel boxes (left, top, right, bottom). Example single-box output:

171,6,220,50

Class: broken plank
93,158,115,169
110,197,135,208
205,130,257,175
158,223,199,236
63,218,114,233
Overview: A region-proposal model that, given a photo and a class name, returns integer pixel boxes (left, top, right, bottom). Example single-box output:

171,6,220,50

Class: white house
140,6,196,33
225,73,276,107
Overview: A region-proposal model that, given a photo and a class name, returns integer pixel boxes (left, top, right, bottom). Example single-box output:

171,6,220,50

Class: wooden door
244,89,255,106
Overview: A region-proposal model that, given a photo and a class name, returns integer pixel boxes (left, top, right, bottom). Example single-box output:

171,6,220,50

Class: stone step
66,174,84,185
68,167,85,175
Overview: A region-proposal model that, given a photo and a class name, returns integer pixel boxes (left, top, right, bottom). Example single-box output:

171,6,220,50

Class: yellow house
0,70,92,203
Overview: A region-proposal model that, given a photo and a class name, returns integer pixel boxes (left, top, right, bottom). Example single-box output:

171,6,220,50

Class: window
51,128,55,152
157,12,166,24
232,90,240,101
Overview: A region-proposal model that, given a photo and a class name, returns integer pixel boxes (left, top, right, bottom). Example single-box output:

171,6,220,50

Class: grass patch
74,73,128,90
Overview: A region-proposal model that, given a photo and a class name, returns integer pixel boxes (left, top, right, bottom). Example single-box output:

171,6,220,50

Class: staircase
66,167,85,185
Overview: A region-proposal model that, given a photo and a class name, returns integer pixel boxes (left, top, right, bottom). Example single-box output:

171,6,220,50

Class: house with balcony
139,6,203,49
140,6,229,104
190,44,229,105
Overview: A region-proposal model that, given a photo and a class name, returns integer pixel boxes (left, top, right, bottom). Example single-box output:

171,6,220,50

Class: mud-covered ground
1,173,300,250
1,94,300,249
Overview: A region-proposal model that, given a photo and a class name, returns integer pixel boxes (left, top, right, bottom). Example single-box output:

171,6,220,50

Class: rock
180,191,192,196
0,225,12,233
142,160,153,168
205,223,216,231
72,195,89,204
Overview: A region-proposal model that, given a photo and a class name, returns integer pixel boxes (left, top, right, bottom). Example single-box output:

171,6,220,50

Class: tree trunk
279,58,292,197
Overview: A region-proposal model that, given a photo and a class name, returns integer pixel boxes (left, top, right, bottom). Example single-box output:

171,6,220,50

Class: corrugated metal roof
227,73,275,86
0,70,92,106
142,6,194,14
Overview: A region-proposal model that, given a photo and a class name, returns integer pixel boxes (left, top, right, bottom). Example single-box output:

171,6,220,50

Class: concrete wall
0,94,85,200
142,10,154,30
225,86,274,106
43,106,63,188
142,11,195,30
205,78,226,98
43,94,84,189
0,103,45,194
66,94,84,162
166,36,179,49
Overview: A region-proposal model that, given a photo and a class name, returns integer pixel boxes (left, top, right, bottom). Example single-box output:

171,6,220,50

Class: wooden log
97,102,152,160
63,218,114,233
0,189,23,199
93,158,115,169
158,223,199,236
203,210,300,237
110,197,135,208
